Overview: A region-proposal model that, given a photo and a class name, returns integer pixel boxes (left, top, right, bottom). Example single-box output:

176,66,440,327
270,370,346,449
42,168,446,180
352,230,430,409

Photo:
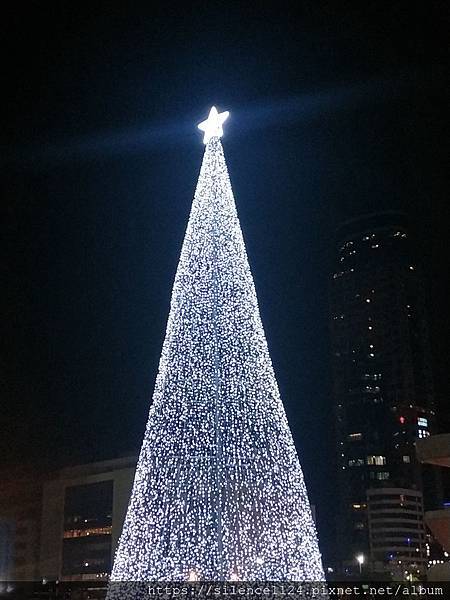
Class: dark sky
2,2,449,558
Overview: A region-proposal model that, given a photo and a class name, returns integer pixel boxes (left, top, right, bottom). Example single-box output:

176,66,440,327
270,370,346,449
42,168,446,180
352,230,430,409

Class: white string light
110,116,324,583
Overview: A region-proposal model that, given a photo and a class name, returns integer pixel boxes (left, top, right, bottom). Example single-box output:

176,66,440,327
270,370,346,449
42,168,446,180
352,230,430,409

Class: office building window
63,480,113,576
366,455,386,466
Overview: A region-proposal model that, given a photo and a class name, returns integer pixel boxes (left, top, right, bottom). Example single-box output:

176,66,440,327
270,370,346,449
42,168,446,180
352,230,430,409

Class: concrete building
39,455,137,581
329,211,438,572
0,468,43,581
367,488,427,579
0,457,137,583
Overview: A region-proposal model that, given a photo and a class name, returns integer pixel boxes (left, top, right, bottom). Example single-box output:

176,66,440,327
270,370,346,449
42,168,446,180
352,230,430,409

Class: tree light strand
110,136,324,582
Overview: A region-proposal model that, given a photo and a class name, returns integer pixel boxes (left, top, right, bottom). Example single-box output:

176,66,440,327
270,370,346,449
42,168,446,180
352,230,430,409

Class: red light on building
399,416,406,424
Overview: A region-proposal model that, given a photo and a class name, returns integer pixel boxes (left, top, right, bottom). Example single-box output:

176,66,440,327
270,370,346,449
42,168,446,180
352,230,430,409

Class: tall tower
110,108,324,581
330,211,437,575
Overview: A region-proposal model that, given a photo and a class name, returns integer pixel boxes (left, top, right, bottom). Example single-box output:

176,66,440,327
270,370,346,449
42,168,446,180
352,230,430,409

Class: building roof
416,434,450,468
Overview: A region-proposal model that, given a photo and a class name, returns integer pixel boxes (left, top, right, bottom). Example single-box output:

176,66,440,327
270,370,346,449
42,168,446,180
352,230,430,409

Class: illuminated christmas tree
110,107,324,581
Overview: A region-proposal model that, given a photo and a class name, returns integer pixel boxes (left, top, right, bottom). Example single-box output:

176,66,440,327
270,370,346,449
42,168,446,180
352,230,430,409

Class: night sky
2,3,449,558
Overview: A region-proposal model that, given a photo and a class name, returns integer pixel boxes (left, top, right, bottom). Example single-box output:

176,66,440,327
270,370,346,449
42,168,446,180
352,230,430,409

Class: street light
356,553,365,575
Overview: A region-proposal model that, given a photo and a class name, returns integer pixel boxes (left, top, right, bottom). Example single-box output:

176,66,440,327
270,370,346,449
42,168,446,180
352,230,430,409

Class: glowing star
197,106,229,144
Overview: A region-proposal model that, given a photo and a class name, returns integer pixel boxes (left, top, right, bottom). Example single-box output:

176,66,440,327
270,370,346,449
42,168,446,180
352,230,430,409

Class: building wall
0,519,15,580
111,467,137,554
39,478,64,580
0,471,43,581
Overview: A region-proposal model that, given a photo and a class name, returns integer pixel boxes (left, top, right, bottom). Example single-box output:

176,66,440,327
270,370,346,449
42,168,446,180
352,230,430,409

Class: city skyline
2,3,449,569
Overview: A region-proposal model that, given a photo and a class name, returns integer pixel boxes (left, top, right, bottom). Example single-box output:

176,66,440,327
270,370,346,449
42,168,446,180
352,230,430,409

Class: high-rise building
329,211,437,575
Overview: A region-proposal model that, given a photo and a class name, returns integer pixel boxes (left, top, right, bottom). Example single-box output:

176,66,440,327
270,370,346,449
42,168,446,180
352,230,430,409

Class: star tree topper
197,106,229,144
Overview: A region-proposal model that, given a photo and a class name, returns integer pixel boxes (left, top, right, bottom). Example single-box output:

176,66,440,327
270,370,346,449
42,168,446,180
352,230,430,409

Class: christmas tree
110,107,324,581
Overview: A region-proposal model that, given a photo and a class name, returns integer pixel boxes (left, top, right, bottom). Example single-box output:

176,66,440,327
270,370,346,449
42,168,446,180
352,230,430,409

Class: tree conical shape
111,137,324,581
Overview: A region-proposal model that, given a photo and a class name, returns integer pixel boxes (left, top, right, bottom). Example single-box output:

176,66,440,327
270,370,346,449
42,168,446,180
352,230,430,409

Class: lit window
376,472,389,480
366,299,371,303
417,417,428,427
348,433,363,441
402,456,411,463
348,458,365,467
63,526,112,539
367,455,386,466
